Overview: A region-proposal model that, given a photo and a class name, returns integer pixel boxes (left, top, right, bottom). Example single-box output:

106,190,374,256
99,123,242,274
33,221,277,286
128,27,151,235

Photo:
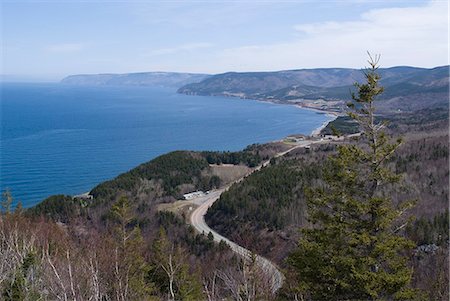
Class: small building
183,191,205,200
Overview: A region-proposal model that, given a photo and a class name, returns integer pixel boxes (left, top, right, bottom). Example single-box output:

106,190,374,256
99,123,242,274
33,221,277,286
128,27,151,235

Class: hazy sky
1,0,448,81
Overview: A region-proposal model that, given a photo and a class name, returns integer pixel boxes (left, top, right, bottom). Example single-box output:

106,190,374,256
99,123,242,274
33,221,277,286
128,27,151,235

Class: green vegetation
109,196,153,299
204,122,448,300
91,149,264,203
91,151,210,201
7,146,273,300
321,115,359,135
157,211,230,257
2,252,39,301
201,57,447,300
201,146,264,167
206,160,319,231
2,59,448,301
384,107,449,133
178,66,448,114
151,227,204,301
407,210,449,246
0,194,237,301
26,194,83,222
287,56,417,300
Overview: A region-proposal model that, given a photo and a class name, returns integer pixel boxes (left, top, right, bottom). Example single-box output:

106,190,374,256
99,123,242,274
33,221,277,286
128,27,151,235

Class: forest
1,147,278,300
1,61,448,300
3,130,448,300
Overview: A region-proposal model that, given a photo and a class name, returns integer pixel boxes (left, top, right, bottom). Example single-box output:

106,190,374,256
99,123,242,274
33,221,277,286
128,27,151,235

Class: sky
1,0,448,81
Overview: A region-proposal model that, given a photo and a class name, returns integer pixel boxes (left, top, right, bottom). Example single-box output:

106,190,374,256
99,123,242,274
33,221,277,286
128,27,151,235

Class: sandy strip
310,113,338,137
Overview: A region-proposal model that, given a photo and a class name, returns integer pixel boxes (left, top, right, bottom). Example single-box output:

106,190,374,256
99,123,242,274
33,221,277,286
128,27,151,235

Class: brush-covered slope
178,66,449,112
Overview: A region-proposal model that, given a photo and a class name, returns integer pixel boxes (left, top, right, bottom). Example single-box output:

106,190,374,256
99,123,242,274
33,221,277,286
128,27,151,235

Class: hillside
206,121,449,299
178,66,449,113
5,66,449,300
30,146,267,226
61,71,210,88
4,115,448,299
6,145,284,300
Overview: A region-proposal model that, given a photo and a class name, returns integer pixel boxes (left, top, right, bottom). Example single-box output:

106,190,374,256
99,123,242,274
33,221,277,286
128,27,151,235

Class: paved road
190,188,285,293
189,142,313,293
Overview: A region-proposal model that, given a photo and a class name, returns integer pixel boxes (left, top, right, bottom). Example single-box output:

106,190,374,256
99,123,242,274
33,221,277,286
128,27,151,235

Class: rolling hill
178,66,449,113
61,71,210,88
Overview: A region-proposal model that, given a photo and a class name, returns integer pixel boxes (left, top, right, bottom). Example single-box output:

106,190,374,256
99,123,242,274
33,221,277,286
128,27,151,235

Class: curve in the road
190,189,284,293
189,142,313,293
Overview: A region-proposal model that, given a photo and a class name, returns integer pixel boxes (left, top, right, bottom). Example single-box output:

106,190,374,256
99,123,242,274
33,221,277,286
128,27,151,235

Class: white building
183,191,205,200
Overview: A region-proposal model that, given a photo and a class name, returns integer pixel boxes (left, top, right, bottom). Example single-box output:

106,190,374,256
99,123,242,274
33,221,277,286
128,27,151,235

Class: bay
0,83,332,207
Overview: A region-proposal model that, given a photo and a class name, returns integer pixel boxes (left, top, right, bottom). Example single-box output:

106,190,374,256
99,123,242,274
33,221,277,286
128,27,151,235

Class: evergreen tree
2,252,40,301
151,227,204,301
287,55,417,300
1,189,13,214
110,196,153,300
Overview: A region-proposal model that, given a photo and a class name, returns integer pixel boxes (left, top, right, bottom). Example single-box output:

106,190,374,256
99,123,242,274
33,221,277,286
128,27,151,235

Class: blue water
1,83,331,207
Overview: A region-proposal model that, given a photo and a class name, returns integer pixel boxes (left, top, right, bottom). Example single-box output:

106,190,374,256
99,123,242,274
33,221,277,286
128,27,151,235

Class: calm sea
1,83,332,207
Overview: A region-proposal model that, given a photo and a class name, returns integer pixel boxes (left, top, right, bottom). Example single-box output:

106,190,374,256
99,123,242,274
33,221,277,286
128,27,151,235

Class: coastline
290,104,339,137
191,93,344,138
293,103,340,116
267,99,341,137
16,90,342,206
70,107,335,200
310,114,338,137
250,99,340,137
69,96,341,199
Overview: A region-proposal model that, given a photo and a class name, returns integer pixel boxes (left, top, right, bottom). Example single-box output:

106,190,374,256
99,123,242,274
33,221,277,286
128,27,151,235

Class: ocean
0,83,332,208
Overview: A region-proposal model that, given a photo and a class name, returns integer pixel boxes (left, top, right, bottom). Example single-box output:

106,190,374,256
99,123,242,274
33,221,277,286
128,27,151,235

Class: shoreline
290,104,339,137
26,93,343,205
197,93,344,138
70,113,335,199
70,97,341,198
310,114,338,137
264,99,341,138
293,103,341,117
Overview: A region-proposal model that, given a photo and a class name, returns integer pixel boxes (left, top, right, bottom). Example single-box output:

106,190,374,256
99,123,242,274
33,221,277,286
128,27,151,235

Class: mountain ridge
61,71,210,88
177,65,449,113
60,66,449,113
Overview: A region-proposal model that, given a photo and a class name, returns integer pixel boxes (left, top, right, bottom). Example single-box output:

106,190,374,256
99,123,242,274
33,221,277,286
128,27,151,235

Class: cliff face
61,72,210,88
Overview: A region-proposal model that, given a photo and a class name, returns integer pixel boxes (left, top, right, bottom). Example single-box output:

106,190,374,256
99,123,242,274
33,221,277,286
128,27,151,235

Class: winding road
189,141,315,293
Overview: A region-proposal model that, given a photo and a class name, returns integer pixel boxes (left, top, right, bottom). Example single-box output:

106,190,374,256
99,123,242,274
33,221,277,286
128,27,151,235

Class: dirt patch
209,164,252,185
257,141,293,158
157,200,199,221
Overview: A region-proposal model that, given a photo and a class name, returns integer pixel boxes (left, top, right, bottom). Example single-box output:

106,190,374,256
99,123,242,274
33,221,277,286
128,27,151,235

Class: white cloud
45,43,85,53
214,1,448,71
